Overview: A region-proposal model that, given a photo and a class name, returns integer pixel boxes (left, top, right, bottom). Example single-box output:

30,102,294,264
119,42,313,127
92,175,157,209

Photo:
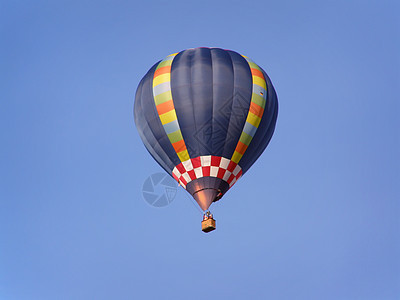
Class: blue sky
1,1,399,299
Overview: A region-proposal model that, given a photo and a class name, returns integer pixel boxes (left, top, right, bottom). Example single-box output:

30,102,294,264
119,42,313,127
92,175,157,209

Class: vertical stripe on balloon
231,56,267,164
152,53,190,162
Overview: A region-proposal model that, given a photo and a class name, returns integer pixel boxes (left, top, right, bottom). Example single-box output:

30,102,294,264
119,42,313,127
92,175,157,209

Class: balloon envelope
134,47,278,211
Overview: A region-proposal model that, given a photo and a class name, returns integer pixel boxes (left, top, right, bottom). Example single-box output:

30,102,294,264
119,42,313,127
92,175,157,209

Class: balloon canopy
134,47,278,211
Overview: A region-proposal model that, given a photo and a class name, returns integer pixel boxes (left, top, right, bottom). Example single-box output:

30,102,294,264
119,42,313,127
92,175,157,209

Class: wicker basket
202,218,216,233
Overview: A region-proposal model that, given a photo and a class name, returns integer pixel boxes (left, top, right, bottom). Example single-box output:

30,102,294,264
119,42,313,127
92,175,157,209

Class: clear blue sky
1,1,399,299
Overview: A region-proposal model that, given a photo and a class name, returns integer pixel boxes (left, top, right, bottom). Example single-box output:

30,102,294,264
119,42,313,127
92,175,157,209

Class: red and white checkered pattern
171,155,243,189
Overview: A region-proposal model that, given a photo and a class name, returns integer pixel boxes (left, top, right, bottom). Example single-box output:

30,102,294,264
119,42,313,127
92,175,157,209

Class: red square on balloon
227,161,236,173
202,166,210,177
217,168,226,179
191,157,201,168
211,156,221,167
187,170,196,180
176,164,185,174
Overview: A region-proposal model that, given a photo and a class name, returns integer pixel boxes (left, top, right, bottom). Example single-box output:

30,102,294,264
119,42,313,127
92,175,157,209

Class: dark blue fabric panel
170,48,213,158
208,48,235,157
221,50,253,158
238,68,278,174
170,48,253,159
134,62,180,171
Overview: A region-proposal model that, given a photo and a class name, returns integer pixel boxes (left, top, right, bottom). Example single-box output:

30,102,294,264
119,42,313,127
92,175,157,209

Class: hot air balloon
134,47,278,232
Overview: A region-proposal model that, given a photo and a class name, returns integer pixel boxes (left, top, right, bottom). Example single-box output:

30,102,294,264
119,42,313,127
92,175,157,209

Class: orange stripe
249,101,264,118
235,141,248,155
156,99,174,115
251,68,264,79
154,66,171,78
172,139,186,153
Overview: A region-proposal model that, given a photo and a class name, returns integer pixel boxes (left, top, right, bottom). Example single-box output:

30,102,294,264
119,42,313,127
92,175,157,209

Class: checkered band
171,155,243,189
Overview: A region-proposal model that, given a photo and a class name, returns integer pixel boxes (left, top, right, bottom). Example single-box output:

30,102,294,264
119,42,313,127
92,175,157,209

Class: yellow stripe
252,76,267,90
154,90,172,105
247,61,259,70
252,93,266,109
159,109,177,124
153,73,170,86
177,149,190,161
246,112,262,128
231,151,243,164
156,60,173,69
